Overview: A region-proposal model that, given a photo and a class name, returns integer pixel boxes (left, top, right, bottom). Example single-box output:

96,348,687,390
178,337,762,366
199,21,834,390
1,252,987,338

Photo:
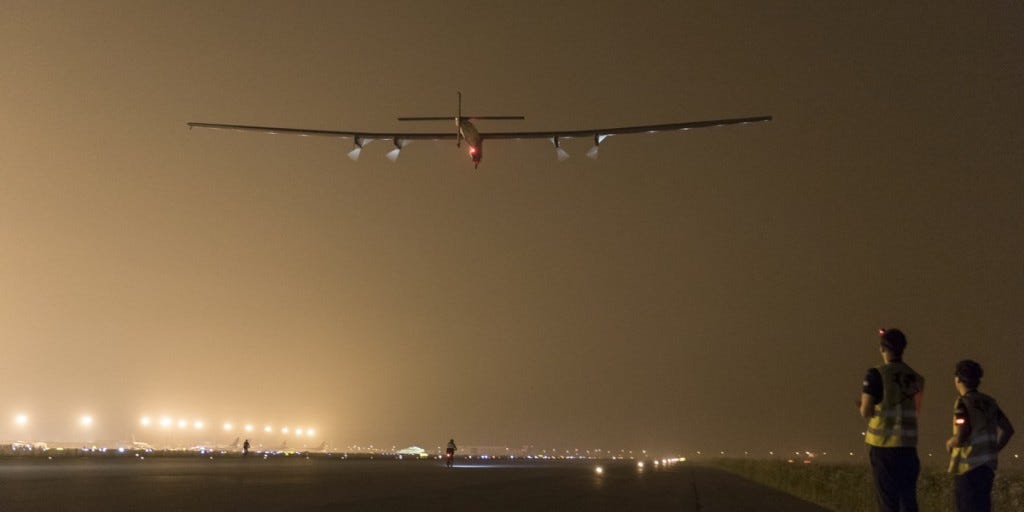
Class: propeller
348,137,373,161
586,134,609,160
551,137,569,162
386,138,409,162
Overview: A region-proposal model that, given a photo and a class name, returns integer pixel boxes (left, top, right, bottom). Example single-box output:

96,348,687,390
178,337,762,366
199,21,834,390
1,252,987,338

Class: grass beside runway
712,458,1024,512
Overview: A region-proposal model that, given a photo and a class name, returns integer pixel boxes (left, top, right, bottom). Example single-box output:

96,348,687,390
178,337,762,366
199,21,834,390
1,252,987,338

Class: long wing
186,121,457,161
186,122,456,141
479,115,772,140
187,115,772,162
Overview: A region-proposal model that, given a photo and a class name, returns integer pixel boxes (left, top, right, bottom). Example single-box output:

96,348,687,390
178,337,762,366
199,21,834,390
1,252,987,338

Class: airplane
187,93,772,168
189,436,240,453
10,440,49,452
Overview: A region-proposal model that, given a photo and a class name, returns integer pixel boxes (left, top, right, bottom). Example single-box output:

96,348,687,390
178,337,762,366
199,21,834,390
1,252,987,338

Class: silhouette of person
445,438,457,468
243,439,250,456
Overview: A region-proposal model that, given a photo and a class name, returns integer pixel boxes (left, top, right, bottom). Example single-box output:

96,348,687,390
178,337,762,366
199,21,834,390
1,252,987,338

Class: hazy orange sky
1,1,1021,456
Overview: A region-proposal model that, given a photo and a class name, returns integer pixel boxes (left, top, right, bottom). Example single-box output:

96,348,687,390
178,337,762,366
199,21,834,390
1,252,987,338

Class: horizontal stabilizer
397,116,456,121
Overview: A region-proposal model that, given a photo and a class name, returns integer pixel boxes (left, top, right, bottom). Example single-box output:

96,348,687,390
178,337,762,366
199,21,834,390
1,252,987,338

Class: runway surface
0,456,828,511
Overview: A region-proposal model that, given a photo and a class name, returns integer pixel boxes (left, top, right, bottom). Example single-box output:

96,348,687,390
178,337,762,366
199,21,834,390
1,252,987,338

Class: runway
0,456,828,511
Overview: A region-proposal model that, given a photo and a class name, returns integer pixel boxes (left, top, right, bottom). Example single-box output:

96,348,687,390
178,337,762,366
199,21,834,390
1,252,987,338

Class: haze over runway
1,1,1022,458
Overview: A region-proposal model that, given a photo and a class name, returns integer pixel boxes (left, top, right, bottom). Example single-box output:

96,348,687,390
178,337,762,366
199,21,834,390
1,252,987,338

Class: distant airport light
140,416,151,427
80,415,93,427
595,466,604,475
244,424,254,432
307,429,315,437
264,426,272,433
281,427,289,434
637,461,644,469
223,423,233,431
15,414,28,426
295,429,304,436
160,417,172,428
178,419,188,429
193,420,204,430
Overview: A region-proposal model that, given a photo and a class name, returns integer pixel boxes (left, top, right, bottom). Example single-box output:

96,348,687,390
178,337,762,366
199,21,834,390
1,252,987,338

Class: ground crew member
445,438,457,468
858,328,925,512
946,359,1015,512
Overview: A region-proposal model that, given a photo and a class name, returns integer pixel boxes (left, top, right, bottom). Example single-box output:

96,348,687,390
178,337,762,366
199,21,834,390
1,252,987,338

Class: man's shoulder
887,361,925,380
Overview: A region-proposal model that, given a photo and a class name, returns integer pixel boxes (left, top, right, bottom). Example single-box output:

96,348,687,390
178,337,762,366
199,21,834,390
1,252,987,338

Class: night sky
2,1,1021,456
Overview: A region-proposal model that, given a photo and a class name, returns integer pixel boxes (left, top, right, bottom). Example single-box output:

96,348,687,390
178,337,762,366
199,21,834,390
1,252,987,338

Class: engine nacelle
469,142,483,168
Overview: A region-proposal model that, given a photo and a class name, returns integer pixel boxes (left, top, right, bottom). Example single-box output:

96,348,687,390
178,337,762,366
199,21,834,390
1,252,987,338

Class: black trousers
868,446,920,512
955,465,994,512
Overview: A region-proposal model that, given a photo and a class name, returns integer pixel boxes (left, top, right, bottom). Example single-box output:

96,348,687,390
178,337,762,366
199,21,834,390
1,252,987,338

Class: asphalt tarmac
0,456,828,511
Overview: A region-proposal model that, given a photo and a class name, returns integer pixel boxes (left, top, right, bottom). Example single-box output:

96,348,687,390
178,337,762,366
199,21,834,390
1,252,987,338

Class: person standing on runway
445,438,457,468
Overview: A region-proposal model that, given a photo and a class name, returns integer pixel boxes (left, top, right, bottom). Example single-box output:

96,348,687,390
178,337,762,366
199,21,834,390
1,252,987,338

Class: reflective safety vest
865,362,924,448
949,391,1000,475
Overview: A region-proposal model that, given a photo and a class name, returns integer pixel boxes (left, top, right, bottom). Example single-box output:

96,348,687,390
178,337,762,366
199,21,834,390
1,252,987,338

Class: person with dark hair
858,328,925,512
946,359,1015,512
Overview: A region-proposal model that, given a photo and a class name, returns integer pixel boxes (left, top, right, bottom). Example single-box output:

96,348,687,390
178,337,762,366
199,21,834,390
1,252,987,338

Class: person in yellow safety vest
858,328,924,512
945,360,1015,512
